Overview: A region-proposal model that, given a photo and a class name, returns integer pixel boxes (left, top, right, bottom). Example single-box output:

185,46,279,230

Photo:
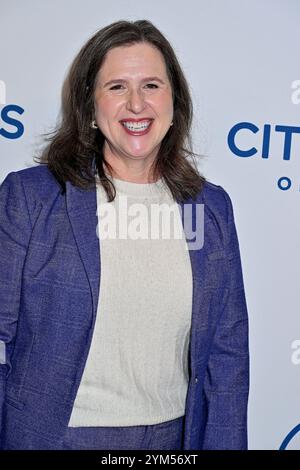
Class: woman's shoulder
200,179,234,216
199,180,239,251
13,164,58,185
1,164,62,210
3,164,60,194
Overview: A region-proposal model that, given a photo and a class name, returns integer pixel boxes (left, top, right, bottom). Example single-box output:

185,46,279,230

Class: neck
102,142,159,183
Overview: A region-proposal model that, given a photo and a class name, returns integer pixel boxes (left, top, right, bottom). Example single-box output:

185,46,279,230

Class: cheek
94,98,109,121
155,94,173,119
95,101,125,135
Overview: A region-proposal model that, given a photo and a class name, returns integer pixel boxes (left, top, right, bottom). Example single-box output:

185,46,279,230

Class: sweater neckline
97,173,167,199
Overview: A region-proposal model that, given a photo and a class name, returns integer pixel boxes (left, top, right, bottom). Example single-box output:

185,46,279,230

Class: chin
124,148,157,159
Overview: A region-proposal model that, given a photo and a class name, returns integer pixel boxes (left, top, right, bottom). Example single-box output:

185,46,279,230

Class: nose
126,88,146,113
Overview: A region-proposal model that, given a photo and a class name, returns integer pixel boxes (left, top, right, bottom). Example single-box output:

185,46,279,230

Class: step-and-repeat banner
1,0,299,450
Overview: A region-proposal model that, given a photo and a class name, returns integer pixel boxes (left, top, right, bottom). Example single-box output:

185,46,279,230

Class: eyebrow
102,76,166,87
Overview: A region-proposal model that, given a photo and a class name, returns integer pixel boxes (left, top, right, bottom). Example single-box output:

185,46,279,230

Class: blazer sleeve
202,189,250,450
0,171,32,434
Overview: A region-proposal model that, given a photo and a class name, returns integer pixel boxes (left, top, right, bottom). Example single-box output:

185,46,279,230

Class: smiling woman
93,42,174,171
0,20,249,451
35,19,205,202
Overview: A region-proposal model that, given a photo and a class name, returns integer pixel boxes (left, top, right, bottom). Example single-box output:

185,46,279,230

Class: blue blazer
0,165,249,450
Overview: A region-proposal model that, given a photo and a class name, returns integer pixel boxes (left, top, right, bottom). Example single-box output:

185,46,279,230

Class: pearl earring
90,120,98,129
170,121,173,126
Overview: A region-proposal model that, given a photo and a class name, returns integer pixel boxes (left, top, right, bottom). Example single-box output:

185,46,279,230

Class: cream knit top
68,174,193,426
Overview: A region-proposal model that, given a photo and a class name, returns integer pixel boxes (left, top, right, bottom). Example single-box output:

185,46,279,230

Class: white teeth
122,120,152,131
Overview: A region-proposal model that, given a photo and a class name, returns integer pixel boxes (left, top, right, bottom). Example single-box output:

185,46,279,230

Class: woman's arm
0,171,32,436
202,190,250,450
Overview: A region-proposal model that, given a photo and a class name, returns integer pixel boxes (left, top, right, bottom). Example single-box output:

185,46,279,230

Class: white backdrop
1,0,300,450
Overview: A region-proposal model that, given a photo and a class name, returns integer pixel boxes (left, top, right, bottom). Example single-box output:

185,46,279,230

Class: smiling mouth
120,119,153,135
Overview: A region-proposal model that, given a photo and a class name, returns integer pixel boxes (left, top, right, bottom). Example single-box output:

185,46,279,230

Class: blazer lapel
178,194,207,370
65,180,100,322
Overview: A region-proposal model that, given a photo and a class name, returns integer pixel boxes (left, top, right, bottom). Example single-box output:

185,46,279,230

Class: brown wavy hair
35,19,206,202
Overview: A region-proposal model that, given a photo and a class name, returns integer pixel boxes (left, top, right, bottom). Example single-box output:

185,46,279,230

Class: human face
94,42,174,163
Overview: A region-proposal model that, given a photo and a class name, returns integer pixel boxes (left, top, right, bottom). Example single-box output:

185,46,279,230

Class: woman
0,20,249,450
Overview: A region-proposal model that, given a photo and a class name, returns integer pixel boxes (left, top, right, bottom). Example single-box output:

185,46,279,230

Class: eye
145,83,159,89
109,84,124,90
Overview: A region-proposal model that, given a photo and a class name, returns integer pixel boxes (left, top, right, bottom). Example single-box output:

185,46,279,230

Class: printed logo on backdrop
280,423,300,450
227,80,300,192
0,80,24,139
